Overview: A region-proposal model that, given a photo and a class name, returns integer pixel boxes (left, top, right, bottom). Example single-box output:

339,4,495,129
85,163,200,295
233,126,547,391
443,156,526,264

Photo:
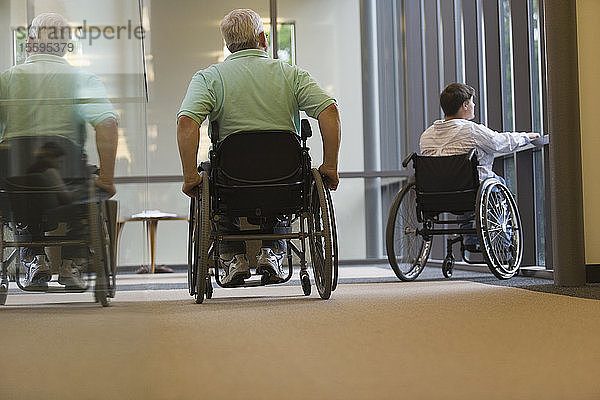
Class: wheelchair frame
188,119,338,303
385,149,523,281
0,137,117,307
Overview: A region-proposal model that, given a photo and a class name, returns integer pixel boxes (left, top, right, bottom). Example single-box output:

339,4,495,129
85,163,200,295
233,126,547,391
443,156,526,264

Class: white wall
576,0,600,264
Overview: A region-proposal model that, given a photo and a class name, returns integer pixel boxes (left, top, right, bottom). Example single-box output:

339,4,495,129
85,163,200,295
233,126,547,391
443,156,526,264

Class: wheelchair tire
0,220,6,305
194,173,211,304
100,201,117,299
385,182,432,281
89,200,112,307
324,184,339,291
476,178,523,279
308,169,333,300
187,197,196,296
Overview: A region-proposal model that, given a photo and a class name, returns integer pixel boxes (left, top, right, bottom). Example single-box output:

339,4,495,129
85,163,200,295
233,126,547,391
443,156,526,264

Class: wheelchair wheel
324,185,339,291
187,196,196,296
476,178,523,279
101,201,117,299
90,201,113,307
0,221,7,305
308,169,333,300
193,173,211,304
385,182,432,281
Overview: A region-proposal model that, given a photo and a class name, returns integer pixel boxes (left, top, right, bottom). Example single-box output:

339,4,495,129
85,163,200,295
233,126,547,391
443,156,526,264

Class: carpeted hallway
1,268,599,399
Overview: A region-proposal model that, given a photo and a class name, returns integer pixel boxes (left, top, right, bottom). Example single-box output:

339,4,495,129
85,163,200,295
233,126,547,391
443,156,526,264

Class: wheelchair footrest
17,286,89,293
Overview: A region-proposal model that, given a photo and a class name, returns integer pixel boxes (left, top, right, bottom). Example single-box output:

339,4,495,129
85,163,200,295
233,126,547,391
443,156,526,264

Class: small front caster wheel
442,256,455,278
0,282,8,305
301,273,311,296
205,278,213,299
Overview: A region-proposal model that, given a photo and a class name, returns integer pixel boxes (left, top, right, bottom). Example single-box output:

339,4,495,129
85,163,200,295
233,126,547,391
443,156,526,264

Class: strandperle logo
15,20,146,46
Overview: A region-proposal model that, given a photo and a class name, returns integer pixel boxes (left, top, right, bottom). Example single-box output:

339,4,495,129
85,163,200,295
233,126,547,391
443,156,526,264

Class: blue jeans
215,216,289,255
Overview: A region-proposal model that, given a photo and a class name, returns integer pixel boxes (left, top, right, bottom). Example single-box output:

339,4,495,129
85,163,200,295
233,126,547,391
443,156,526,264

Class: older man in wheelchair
386,83,540,281
0,13,118,306
177,9,340,303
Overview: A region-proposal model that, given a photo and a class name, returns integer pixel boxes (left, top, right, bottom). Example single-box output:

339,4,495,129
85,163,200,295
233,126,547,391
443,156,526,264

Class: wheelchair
0,136,117,306
385,149,523,281
188,119,338,303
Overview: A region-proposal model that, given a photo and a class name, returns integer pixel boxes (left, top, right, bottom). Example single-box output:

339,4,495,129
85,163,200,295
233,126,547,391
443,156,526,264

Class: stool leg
147,220,158,274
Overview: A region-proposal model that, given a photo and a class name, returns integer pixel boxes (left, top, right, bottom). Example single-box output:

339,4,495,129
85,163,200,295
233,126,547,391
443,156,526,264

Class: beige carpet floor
1,280,599,400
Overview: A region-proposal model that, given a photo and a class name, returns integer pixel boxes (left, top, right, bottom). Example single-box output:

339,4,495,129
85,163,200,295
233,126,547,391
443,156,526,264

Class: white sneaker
220,254,250,287
58,259,87,290
23,255,51,289
256,248,286,284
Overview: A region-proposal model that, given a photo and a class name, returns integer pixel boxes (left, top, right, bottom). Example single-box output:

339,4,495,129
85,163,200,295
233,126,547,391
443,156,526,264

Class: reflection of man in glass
0,13,118,289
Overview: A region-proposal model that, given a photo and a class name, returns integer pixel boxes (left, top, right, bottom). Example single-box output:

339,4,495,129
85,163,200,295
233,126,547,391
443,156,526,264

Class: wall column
360,0,383,258
543,0,586,286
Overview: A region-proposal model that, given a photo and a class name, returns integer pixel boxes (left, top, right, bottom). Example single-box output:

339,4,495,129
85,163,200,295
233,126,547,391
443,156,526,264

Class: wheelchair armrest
402,152,416,168
301,119,312,140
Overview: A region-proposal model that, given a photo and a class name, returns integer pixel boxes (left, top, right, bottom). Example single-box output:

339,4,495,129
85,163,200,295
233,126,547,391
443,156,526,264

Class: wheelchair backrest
0,136,86,181
413,151,479,213
0,136,85,228
211,130,307,217
215,131,303,184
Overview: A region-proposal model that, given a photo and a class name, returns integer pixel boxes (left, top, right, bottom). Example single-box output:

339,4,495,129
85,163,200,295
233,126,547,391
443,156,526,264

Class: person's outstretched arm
177,115,203,197
95,117,118,197
317,103,341,190
474,123,540,155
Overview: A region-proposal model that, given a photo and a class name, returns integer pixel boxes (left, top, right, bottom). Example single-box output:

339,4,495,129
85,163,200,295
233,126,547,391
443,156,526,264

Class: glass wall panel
1,0,149,267
368,0,549,266
279,0,365,260
133,0,271,267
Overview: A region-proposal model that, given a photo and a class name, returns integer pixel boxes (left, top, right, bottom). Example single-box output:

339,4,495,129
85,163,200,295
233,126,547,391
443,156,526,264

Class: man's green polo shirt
177,49,335,141
0,54,117,143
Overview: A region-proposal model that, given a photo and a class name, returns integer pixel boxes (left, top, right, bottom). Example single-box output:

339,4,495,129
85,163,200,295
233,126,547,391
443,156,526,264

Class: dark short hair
440,83,475,117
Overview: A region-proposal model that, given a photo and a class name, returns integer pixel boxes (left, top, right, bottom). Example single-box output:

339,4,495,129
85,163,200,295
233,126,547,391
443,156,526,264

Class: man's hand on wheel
318,164,339,191
182,172,203,198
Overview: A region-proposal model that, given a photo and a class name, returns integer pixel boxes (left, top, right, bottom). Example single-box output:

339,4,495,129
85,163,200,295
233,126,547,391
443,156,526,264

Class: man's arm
177,115,203,197
95,117,118,197
475,124,539,155
317,103,341,190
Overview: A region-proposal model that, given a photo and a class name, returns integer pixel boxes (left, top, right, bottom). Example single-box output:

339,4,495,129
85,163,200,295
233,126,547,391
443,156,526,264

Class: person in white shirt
419,83,539,250
420,82,539,182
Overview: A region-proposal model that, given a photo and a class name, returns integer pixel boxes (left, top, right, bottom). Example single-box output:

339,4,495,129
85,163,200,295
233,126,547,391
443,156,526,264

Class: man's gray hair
220,9,264,53
29,13,71,55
